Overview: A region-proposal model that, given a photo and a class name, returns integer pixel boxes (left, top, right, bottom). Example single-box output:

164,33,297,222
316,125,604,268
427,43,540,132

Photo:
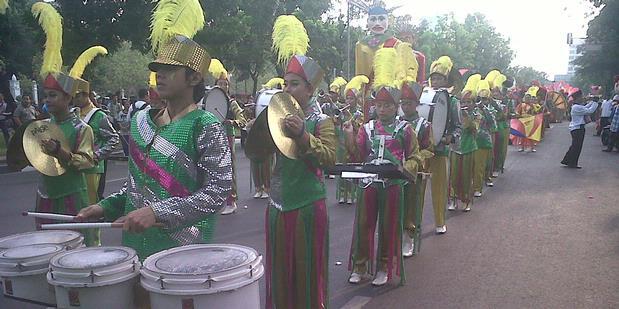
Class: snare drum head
144,244,258,275
0,230,82,249
52,247,136,270
0,243,63,260
256,89,282,117
203,86,230,122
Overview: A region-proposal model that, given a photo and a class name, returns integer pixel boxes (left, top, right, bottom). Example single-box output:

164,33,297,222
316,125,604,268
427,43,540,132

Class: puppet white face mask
368,14,388,35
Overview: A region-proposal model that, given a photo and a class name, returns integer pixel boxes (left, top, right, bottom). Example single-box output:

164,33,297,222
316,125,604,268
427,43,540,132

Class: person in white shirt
598,95,616,135
561,90,599,168
127,88,150,118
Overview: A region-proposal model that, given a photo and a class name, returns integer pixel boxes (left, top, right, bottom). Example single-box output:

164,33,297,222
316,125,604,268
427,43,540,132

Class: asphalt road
0,122,617,308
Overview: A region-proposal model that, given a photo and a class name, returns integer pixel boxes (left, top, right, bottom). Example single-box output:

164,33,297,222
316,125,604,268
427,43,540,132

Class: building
567,38,585,76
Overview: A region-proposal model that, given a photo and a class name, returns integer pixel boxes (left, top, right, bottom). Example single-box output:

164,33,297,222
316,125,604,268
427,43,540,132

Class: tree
505,66,549,87
89,41,151,95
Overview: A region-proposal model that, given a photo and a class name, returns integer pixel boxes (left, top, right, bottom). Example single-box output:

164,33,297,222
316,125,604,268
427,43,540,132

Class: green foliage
505,66,549,87
89,41,151,96
0,0,39,78
574,0,619,94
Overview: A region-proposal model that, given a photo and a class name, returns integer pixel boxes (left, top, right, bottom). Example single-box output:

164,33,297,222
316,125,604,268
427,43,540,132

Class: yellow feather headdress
32,2,63,78
208,59,228,81
493,74,507,90
263,77,284,90
149,0,205,54
476,79,491,98
395,42,419,83
0,0,9,15
526,86,539,98
69,46,108,78
461,73,482,100
429,56,453,78
329,77,347,94
373,47,398,90
345,75,369,96
271,15,309,65
485,70,500,89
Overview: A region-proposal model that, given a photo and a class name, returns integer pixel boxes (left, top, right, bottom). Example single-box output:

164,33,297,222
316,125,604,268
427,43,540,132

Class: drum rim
142,244,258,276
0,230,83,249
49,246,137,270
0,243,65,275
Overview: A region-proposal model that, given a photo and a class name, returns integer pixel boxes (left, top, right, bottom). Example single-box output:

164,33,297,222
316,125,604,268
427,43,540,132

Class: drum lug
158,276,165,290
89,270,95,283
16,262,23,271
131,260,136,272
249,264,253,278
49,268,54,280
204,275,213,288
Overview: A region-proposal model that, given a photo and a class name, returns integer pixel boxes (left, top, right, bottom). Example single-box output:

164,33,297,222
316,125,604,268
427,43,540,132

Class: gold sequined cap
148,35,211,77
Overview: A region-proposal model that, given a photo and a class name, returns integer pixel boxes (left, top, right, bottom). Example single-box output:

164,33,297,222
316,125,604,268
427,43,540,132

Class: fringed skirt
251,155,273,190
449,152,475,204
36,190,99,246
265,200,329,309
493,127,509,172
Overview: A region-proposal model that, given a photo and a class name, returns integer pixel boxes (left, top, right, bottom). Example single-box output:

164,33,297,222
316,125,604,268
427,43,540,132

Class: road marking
340,296,372,309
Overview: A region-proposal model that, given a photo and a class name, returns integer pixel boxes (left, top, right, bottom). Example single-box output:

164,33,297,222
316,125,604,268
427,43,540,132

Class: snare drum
47,246,140,309
0,244,65,306
201,86,230,122
0,230,83,250
141,244,264,309
418,88,456,145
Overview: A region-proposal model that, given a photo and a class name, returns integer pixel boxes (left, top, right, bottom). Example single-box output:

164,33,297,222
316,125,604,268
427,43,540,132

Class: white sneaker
372,271,388,286
447,200,456,211
518,148,524,152
260,191,270,199
221,203,237,215
348,272,362,284
435,225,446,234
463,204,471,212
329,175,336,179
531,148,537,153
253,191,262,199
486,181,494,187
402,236,414,257
338,197,346,204
347,198,353,204
491,171,499,178
474,191,482,197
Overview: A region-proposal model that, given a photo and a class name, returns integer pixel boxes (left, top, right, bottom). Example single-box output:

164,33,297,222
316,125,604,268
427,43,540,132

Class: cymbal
23,120,69,176
6,120,33,172
267,92,305,159
244,110,276,160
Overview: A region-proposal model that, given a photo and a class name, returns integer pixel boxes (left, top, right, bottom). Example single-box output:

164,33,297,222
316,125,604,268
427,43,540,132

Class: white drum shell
418,88,450,145
0,243,65,306
47,246,140,309
0,230,83,250
141,244,264,309
255,89,282,118
202,86,230,121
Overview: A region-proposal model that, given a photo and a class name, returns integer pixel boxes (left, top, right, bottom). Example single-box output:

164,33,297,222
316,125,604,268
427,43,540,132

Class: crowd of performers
15,1,591,309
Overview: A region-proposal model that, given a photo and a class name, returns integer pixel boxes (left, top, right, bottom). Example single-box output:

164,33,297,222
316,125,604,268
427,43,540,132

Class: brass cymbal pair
16,120,69,176
244,92,305,160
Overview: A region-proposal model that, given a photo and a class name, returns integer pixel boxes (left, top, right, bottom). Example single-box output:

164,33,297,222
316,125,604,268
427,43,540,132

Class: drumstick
22,211,76,221
40,222,165,230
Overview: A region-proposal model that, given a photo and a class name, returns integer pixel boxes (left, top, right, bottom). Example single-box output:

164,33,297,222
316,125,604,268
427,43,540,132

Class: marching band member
69,46,120,246
336,75,369,204
330,76,347,182
266,15,336,309
472,78,498,197
78,0,232,260
249,77,283,199
399,80,434,256
345,46,421,286
31,2,96,245
448,74,481,211
489,73,513,176
209,59,248,215
427,56,461,233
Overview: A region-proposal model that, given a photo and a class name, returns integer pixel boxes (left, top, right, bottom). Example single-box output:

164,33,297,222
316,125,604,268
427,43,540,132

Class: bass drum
417,88,454,146
255,89,281,118
244,90,280,160
200,86,230,122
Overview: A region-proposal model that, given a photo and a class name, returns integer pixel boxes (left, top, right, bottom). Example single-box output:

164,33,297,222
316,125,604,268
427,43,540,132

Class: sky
341,0,598,78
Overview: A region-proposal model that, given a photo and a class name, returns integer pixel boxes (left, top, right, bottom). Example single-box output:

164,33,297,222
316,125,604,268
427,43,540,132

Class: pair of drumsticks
22,211,164,229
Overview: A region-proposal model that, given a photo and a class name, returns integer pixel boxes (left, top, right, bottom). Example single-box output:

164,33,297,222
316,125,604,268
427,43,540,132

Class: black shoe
560,161,568,166
602,148,612,152
567,165,582,169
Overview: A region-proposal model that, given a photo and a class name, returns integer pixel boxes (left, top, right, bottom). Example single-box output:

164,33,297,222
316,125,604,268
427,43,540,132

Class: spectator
13,94,37,127
603,95,619,152
128,88,150,118
117,98,131,156
561,90,598,168
0,93,11,145
598,95,614,136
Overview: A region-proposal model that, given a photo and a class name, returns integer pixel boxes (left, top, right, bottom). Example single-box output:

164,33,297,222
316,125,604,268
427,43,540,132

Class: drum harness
360,119,408,188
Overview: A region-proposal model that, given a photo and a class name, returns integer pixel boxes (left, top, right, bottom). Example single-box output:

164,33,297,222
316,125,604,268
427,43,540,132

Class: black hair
138,89,149,99
185,68,205,103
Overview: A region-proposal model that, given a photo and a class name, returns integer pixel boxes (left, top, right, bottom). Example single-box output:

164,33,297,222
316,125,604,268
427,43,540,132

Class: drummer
344,47,421,286
265,15,336,309
472,78,498,198
209,59,247,215
426,55,461,234
77,35,233,260
399,80,434,256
